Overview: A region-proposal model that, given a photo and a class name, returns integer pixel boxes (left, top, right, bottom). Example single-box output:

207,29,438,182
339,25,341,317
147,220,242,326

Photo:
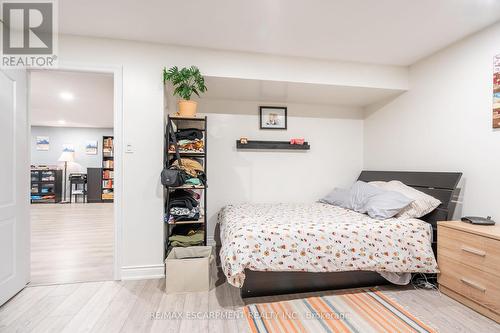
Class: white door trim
28,62,124,280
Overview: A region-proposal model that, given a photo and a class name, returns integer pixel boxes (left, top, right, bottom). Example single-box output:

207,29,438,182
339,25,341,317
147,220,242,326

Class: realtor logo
1,0,58,67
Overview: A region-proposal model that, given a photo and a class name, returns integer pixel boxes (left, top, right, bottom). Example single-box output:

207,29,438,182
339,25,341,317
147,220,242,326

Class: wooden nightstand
437,221,500,323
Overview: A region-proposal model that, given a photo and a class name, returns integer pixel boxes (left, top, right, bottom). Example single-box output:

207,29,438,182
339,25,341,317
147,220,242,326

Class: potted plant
163,66,208,117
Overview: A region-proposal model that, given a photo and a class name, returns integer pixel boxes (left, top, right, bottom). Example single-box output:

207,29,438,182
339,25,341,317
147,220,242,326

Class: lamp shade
58,151,75,162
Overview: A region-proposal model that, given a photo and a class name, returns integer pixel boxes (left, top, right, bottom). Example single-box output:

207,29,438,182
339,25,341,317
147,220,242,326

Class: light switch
125,143,134,153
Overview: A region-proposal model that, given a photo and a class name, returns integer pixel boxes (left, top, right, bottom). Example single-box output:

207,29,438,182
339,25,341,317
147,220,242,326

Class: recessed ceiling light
58,120,66,125
59,92,74,101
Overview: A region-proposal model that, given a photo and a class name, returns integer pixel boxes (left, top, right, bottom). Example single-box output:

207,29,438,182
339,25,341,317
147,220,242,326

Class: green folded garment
169,230,204,247
185,178,202,185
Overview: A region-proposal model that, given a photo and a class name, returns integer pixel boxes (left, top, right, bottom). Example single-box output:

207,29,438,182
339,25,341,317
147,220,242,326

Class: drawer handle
460,278,486,293
461,246,486,257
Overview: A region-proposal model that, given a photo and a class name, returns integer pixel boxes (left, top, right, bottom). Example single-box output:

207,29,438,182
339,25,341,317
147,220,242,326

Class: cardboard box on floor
165,246,215,293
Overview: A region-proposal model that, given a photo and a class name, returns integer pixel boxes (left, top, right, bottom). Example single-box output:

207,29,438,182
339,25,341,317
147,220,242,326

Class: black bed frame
240,170,462,298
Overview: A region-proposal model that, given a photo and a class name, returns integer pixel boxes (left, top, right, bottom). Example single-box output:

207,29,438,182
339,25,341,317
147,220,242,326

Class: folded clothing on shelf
168,189,202,222
185,177,202,186
169,158,207,186
171,158,204,178
171,223,203,236
169,230,204,247
170,206,199,216
169,189,199,210
170,206,200,222
169,139,204,153
162,161,206,188
175,128,203,141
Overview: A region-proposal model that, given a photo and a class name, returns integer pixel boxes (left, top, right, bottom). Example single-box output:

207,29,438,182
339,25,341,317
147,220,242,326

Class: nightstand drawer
438,257,500,314
438,226,500,277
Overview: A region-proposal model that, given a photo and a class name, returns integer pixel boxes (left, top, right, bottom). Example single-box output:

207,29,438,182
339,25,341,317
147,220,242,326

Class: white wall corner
121,264,165,280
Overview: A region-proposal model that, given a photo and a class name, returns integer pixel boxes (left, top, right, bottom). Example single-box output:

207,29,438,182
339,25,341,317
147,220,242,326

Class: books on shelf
102,179,113,189
31,194,56,202
102,188,113,200
103,148,113,157
40,171,55,181
103,160,114,169
102,170,114,179
102,136,114,202
103,137,114,148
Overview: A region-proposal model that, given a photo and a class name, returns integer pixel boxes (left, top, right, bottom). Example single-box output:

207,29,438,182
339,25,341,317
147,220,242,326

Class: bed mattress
219,202,438,288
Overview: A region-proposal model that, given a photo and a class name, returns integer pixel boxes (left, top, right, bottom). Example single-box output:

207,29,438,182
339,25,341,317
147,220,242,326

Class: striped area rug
244,288,436,333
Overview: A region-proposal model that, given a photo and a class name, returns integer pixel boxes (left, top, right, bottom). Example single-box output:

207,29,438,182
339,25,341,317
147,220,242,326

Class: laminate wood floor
1,275,499,332
30,203,114,285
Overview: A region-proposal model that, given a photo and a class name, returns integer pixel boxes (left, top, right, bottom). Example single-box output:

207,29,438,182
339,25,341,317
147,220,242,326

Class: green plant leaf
162,65,207,100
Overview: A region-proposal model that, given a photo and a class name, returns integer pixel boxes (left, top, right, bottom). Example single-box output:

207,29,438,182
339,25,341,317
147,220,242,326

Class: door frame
28,62,124,280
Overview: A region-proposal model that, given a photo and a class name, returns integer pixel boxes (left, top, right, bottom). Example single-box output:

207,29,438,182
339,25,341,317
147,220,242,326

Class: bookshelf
30,169,63,203
102,136,114,202
164,115,207,254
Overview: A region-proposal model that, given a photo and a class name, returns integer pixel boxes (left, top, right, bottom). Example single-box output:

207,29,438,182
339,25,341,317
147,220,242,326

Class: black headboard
358,171,462,255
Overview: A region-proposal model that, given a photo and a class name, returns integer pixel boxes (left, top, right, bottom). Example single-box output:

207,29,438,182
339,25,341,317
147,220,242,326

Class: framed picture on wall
85,140,98,155
259,106,287,130
36,136,49,151
62,144,75,153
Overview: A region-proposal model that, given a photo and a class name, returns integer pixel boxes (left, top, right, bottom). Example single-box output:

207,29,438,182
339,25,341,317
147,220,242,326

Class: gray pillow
319,188,352,209
349,181,385,212
352,181,413,219
321,181,413,220
362,190,414,220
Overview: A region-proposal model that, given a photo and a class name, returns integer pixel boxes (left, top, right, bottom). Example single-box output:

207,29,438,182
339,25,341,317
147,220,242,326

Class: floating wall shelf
236,140,310,150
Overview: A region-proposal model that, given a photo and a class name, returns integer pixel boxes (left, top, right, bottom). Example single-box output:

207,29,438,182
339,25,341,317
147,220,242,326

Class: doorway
28,67,122,285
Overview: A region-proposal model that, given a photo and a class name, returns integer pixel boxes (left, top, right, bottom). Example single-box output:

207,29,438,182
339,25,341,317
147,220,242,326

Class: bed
218,171,462,298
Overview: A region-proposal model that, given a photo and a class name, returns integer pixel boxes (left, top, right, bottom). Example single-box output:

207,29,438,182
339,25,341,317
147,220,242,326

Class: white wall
57,35,377,277
190,101,364,242
31,126,113,170
364,22,500,220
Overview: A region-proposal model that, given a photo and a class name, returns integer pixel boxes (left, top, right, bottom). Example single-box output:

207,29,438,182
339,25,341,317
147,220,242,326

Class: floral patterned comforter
219,202,438,288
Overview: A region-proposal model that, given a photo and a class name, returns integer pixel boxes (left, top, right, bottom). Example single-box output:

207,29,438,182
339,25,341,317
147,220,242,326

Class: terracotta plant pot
177,100,198,117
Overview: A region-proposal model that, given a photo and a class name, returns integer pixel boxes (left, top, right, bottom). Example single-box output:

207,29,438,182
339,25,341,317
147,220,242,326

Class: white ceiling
59,0,500,66
197,76,405,107
30,70,113,128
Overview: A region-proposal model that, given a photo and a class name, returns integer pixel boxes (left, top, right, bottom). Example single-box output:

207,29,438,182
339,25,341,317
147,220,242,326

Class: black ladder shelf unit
164,115,208,255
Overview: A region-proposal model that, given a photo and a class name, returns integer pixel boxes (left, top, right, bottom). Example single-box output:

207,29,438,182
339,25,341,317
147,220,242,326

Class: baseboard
121,264,165,280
